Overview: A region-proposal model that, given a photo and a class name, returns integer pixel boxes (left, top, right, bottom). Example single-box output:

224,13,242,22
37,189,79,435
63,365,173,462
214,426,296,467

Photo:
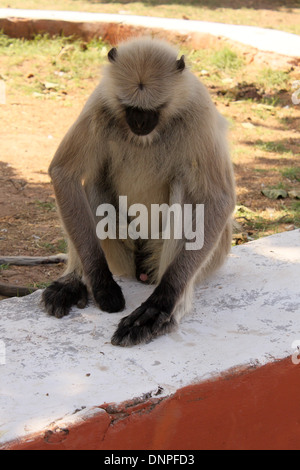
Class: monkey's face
104,38,186,140
125,106,159,136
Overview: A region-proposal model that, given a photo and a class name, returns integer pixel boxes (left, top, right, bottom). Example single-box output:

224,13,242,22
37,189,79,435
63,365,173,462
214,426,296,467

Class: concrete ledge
1,8,300,58
4,358,300,450
0,230,300,449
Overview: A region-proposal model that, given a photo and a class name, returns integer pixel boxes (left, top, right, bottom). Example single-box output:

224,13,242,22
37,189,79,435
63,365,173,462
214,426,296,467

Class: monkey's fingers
42,277,88,318
111,305,176,347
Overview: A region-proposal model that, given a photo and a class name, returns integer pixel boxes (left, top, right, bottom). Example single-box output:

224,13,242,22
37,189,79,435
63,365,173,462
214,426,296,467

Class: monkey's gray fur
42,37,236,346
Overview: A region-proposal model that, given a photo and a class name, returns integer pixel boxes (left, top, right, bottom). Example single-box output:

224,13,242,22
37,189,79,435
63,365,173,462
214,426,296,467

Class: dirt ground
0,96,79,296
0,41,299,299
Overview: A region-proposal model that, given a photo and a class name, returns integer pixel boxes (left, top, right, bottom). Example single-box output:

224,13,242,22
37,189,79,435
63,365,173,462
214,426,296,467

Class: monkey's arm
153,195,234,300
112,190,235,346
47,114,125,314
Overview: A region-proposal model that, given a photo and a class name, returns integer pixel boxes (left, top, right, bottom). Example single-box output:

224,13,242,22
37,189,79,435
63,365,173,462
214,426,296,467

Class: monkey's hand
42,273,88,318
92,277,125,313
111,300,176,347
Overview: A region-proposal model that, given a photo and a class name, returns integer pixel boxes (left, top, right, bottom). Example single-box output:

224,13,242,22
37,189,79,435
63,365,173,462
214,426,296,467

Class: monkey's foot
92,278,125,313
111,303,176,346
42,274,88,318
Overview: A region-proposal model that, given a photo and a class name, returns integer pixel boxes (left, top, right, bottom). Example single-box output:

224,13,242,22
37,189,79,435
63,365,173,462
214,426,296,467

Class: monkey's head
103,38,187,140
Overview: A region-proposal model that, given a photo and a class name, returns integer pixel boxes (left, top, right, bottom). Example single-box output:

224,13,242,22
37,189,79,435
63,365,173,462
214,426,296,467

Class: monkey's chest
109,146,170,208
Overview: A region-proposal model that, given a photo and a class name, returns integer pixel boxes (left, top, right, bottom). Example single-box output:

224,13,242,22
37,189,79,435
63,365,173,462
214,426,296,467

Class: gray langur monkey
42,37,236,346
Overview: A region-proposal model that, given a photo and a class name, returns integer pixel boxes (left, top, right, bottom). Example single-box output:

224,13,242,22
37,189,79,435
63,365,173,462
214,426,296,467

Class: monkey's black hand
43,273,88,319
111,301,176,347
92,277,125,313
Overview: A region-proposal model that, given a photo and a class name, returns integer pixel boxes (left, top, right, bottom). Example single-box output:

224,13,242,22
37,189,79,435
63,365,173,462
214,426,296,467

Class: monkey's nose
134,118,145,129
131,109,147,129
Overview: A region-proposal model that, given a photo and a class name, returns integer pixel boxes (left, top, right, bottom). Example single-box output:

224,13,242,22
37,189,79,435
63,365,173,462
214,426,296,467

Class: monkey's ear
108,47,118,63
176,55,185,72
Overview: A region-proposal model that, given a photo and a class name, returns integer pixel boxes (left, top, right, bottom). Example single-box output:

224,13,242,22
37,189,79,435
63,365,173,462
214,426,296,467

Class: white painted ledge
0,9,300,57
0,229,300,444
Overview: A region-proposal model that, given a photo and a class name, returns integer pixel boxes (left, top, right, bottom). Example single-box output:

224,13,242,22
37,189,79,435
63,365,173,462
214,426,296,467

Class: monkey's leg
42,242,88,318
46,162,125,316
111,218,233,347
112,242,182,346
112,184,184,346
42,237,127,317
42,272,88,318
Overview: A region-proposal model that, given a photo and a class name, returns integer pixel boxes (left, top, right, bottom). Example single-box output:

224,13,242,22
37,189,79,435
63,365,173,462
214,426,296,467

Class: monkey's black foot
42,275,88,318
111,303,176,347
92,278,125,313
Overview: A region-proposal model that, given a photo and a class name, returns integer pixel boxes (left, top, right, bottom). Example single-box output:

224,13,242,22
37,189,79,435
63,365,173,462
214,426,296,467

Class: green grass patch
29,281,51,289
280,167,300,182
35,200,56,211
254,139,291,154
235,203,300,239
281,201,300,226
39,238,67,253
0,32,108,97
210,47,244,72
258,68,290,89
0,264,10,271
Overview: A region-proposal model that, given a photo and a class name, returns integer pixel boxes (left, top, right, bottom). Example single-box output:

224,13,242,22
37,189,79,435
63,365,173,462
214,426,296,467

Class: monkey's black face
125,106,159,136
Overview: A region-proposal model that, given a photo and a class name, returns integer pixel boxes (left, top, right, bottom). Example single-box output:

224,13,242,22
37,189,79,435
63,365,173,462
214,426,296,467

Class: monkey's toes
42,277,88,318
111,304,176,347
93,280,125,313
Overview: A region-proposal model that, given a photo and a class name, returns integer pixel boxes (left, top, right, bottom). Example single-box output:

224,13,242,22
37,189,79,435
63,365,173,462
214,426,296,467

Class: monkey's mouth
125,106,159,136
